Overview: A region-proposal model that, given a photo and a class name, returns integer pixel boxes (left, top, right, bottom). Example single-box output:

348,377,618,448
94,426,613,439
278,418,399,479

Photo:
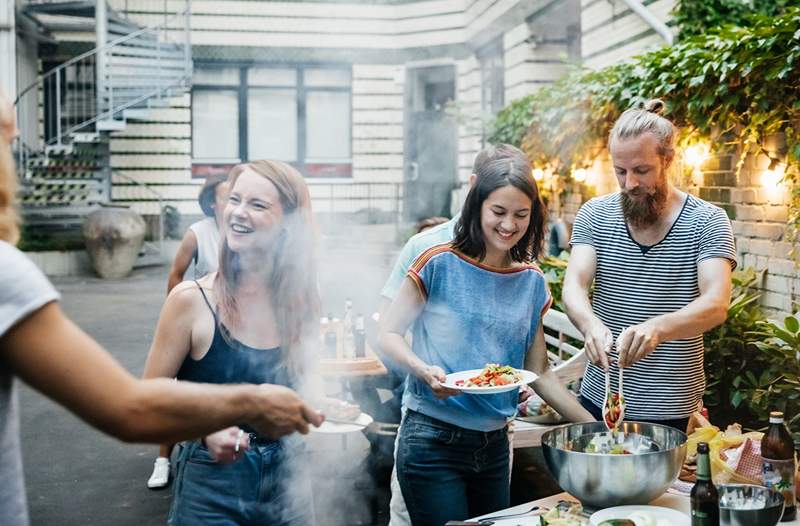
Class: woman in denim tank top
379,154,594,526
143,160,320,526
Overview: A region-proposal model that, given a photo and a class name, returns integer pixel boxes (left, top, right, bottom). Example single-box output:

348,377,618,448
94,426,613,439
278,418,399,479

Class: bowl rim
541,420,688,457
717,483,785,511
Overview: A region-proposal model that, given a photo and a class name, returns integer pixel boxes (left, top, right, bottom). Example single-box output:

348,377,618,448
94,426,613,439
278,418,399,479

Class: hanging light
761,158,785,188
572,168,587,183
684,142,710,169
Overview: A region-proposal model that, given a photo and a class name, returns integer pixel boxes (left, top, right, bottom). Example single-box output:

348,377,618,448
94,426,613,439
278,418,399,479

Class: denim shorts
168,437,313,526
396,410,510,526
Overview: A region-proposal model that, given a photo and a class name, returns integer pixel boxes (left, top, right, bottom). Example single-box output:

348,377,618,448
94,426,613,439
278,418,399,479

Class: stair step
96,119,126,131
110,45,185,59
122,108,150,120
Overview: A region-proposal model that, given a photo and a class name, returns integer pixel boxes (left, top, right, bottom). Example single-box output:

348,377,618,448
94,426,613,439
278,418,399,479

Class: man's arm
562,244,611,369
524,323,594,422
617,257,731,367
2,302,322,443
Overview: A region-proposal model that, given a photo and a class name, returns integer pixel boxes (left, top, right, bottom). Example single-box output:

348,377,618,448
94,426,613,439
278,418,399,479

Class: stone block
764,205,789,223
769,258,796,276
753,224,786,241
743,254,758,269
771,241,794,259
765,274,791,293
719,204,736,220
762,291,793,312
735,205,764,222
702,171,737,187
757,255,769,269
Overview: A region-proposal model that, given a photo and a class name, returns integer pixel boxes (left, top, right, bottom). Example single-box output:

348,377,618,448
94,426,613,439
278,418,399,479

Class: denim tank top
176,282,290,433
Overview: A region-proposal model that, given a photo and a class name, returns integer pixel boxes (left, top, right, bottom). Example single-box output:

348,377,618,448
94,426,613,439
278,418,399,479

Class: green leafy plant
489,8,800,233
673,0,795,39
703,268,766,427
742,314,800,446
539,253,569,312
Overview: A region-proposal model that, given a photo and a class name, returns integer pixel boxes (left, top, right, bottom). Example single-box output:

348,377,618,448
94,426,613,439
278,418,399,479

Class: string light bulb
761,158,785,188
572,168,587,183
684,142,710,169
532,168,544,181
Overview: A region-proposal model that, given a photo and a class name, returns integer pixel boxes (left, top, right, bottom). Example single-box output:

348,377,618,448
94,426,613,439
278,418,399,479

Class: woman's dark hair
198,177,226,217
452,155,546,263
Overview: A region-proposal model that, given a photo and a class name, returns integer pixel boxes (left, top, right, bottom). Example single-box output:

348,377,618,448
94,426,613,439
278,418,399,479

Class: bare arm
167,229,198,293
618,258,732,367
562,244,611,369
2,303,322,443
524,323,594,422
378,277,458,398
143,281,198,380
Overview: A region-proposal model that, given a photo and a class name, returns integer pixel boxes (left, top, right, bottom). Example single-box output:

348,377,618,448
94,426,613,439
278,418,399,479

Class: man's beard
621,183,668,228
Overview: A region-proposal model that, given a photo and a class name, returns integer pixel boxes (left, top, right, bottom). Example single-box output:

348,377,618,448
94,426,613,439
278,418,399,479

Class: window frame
191,63,353,178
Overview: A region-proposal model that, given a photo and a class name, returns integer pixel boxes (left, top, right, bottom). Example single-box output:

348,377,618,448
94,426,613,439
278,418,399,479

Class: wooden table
472,490,800,524
511,418,559,449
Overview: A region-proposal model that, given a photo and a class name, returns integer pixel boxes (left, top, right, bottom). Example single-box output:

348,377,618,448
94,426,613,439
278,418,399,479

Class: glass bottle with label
691,442,719,526
323,313,337,359
354,314,366,358
342,298,355,359
762,411,797,521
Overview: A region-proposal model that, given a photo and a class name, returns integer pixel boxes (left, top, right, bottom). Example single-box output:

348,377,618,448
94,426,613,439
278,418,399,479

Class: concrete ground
19,221,558,525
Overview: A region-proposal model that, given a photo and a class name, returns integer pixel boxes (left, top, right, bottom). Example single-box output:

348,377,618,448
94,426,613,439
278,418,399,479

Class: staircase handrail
14,7,190,105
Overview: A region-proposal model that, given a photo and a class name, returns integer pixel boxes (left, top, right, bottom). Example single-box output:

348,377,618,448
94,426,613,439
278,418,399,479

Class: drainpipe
618,0,674,45
95,0,107,119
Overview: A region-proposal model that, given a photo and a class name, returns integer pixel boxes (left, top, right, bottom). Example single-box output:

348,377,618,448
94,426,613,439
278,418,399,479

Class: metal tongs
602,329,627,432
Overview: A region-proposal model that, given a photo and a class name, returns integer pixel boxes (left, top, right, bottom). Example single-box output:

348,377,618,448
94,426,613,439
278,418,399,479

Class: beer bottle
354,314,366,358
762,411,797,521
691,442,719,526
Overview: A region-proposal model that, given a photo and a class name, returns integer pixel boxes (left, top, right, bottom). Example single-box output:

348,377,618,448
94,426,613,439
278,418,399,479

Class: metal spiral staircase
13,0,191,247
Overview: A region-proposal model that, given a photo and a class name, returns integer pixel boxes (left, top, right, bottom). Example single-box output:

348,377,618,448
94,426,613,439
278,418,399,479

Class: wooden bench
512,309,587,448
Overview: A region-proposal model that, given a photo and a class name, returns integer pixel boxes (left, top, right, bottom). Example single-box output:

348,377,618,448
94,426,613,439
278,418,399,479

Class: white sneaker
147,457,170,489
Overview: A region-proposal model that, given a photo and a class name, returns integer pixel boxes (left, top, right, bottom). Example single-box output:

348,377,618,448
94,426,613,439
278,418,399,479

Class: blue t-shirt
405,244,551,432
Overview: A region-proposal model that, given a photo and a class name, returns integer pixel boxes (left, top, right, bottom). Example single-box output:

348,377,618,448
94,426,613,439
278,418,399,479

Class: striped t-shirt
571,192,737,420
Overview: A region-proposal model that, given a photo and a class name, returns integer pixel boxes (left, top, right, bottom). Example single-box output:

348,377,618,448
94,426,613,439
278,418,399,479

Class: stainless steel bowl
541,421,687,509
719,484,785,526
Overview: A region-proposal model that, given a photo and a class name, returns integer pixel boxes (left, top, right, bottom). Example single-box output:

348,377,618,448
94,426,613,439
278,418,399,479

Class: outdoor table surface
471,490,800,525
511,418,559,448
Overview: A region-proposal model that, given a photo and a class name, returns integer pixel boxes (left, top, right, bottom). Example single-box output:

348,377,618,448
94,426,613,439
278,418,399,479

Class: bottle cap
770,411,784,423
697,442,709,454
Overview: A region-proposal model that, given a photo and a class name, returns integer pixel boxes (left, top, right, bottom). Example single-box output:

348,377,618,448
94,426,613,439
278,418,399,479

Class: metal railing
13,1,191,154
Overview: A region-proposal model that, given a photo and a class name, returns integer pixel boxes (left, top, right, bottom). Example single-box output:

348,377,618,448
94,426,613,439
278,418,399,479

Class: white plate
590,505,689,526
442,368,538,394
311,412,373,434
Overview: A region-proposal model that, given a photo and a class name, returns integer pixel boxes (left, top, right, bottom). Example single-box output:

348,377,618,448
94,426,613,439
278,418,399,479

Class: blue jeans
396,410,510,526
168,438,313,526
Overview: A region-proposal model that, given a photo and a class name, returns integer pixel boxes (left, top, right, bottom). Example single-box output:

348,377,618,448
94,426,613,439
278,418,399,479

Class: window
191,65,352,178
478,38,505,146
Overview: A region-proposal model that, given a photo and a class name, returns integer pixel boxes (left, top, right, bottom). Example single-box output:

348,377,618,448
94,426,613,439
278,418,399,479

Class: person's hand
0,94,19,144
584,321,612,370
246,384,324,439
418,364,460,400
617,323,661,368
203,426,250,463
518,384,534,404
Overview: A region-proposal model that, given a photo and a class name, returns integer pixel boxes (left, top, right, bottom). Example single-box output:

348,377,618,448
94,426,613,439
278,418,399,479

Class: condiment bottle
762,411,797,521
691,441,719,526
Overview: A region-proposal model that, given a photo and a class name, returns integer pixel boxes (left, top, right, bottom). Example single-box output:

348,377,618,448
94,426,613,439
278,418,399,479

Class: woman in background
143,160,321,525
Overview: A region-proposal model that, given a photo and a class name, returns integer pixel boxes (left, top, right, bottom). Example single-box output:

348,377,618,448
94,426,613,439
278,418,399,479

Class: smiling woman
378,148,594,525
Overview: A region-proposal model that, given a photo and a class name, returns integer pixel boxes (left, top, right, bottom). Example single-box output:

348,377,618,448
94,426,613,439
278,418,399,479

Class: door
404,65,457,221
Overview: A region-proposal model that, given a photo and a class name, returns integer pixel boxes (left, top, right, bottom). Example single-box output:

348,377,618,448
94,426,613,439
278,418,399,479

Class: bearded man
562,99,737,431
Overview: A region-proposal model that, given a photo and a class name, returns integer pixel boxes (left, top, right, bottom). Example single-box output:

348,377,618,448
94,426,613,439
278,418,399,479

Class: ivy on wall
489,8,800,230
673,0,796,39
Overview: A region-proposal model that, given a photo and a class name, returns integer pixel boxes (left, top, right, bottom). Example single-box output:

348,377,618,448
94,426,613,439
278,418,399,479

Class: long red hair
215,160,320,373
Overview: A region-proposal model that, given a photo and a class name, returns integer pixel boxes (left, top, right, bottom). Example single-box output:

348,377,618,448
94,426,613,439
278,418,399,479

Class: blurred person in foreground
148,176,230,489
563,98,735,432
0,97,322,526
379,151,593,525
143,160,322,525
